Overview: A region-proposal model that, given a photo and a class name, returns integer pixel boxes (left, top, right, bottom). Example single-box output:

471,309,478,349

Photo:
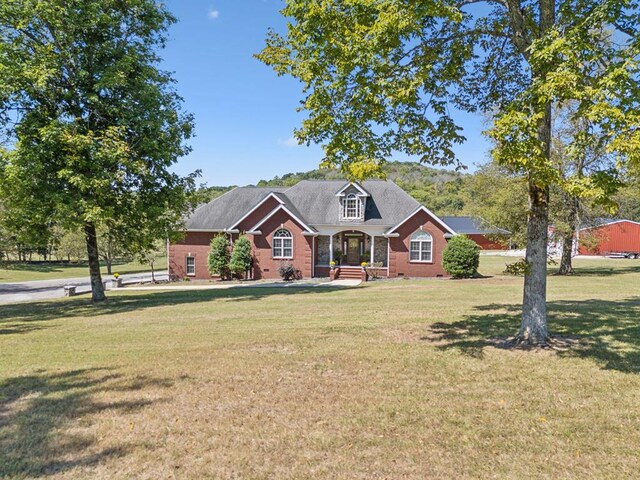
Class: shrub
229,235,253,279
208,234,231,279
442,235,480,278
364,261,384,280
278,262,301,281
504,256,557,276
504,258,529,276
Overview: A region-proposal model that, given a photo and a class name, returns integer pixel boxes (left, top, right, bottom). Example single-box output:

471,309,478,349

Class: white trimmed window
410,231,433,262
273,228,293,258
342,193,363,219
186,256,196,276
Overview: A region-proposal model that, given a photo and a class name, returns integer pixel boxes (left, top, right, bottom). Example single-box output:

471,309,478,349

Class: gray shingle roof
186,187,286,230
441,216,510,235
282,180,420,226
186,180,422,231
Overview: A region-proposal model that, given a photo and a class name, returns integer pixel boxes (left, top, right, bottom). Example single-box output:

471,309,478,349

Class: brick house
169,180,458,280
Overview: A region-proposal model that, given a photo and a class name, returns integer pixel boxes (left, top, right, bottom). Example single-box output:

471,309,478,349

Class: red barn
578,220,640,256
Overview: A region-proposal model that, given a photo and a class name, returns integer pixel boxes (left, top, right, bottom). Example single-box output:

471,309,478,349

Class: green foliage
229,236,253,279
55,229,86,263
196,186,236,204
504,257,557,276
0,0,199,298
504,259,530,277
442,235,480,279
137,240,165,282
259,0,640,338
278,262,301,281
461,163,528,247
208,235,231,279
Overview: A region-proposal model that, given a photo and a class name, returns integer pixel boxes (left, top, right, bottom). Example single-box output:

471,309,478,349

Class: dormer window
342,193,363,220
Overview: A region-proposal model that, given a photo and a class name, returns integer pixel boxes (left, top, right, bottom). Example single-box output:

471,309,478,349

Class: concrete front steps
332,266,367,281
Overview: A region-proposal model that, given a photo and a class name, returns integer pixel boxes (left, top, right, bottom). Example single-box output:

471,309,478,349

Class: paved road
0,271,168,305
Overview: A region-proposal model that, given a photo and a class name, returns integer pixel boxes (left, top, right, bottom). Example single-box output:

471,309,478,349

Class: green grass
0,257,167,283
1,256,640,478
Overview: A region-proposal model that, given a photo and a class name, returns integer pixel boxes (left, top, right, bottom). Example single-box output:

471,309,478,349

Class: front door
346,237,362,265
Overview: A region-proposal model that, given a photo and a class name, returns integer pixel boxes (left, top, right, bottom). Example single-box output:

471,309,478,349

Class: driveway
0,271,168,305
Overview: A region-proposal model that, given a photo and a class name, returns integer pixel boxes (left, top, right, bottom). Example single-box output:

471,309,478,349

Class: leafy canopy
258,0,640,185
0,0,199,256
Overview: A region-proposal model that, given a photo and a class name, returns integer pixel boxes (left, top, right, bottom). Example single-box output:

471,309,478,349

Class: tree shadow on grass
0,286,353,328
552,263,640,277
0,368,172,477
423,297,640,374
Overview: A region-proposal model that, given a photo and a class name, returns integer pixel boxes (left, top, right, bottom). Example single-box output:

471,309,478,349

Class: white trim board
386,206,456,236
579,219,640,231
228,192,286,230
335,182,370,197
248,205,316,234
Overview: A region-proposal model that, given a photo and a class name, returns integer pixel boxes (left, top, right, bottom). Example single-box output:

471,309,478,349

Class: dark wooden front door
346,236,362,265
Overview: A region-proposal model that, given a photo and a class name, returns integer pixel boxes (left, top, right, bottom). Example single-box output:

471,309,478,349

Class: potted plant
112,272,122,288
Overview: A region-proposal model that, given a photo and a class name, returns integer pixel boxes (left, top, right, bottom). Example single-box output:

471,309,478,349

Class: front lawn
0,257,167,283
1,256,639,478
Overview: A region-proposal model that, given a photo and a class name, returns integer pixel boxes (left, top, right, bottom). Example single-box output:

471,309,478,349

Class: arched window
273,228,293,258
342,193,362,219
410,230,433,262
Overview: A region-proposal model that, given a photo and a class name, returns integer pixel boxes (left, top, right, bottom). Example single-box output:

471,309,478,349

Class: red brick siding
251,209,313,280
235,196,283,232
169,231,217,280
388,210,449,278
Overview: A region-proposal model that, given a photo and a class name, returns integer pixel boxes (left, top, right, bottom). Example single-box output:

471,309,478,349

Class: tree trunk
558,232,574,274
106,257,112,275
558,194,579,275
517,0,555,346
519,182,550,344
83,222,106,302
150,261,155,283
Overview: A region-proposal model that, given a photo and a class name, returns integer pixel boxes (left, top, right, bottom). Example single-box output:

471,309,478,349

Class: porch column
329,234,334,263
370,235,375,263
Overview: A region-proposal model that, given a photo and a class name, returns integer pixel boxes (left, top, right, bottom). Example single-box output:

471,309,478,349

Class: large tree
258,0,640,345
0,0,198,301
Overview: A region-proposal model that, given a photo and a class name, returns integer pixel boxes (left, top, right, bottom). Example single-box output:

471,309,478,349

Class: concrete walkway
0,275,360,304
120,278,361,292
0,271,168,305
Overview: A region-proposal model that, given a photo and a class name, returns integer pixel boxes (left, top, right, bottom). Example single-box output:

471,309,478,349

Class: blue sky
162,0,492,187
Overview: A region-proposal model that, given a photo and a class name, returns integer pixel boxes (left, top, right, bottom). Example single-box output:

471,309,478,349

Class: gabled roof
186,187,286,231
441,216,511,235
282,180,420,226
579,218,640,231
387,206,457,235
185,180,433,231
248,204,316,233
335,182,371,197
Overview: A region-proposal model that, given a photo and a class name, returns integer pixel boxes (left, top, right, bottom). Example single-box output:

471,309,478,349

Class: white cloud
207,9,220,20
278,136,301,148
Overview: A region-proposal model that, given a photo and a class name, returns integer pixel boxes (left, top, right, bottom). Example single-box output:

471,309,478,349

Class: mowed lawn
1,256,639,479
0,258,167,283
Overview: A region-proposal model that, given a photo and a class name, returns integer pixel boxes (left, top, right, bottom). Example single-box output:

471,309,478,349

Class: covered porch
315,229,390,277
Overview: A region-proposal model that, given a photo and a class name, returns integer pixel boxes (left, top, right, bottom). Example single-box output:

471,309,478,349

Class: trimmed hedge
442,235,480,278
230,235,252,279
208,234,231,279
